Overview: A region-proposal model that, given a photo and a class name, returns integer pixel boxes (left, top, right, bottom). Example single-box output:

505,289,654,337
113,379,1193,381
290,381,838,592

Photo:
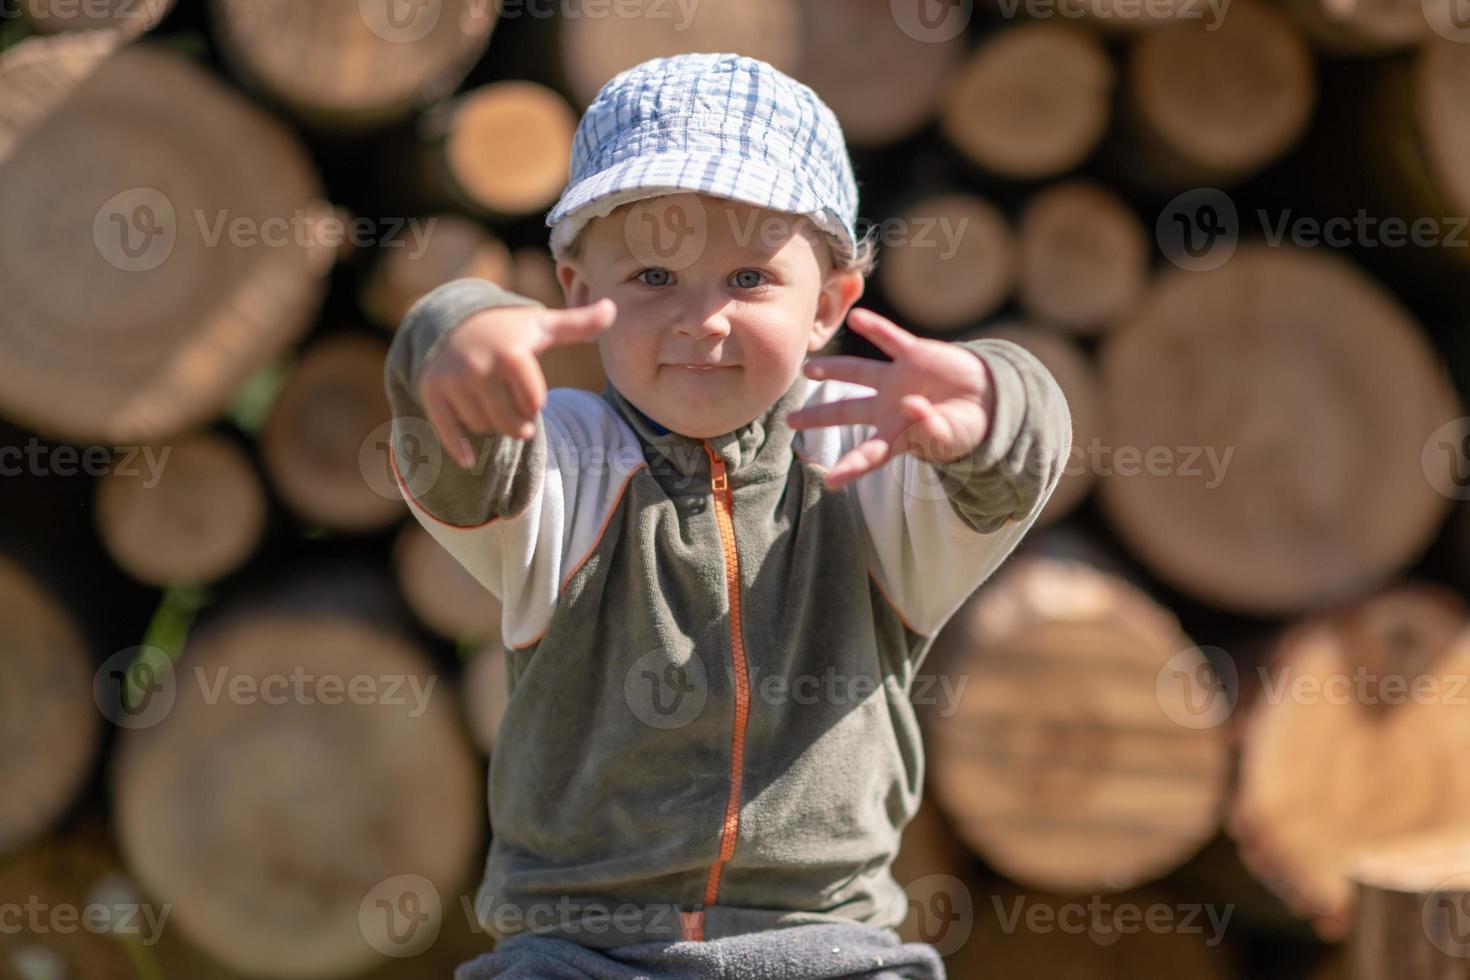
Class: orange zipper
682,441,751,942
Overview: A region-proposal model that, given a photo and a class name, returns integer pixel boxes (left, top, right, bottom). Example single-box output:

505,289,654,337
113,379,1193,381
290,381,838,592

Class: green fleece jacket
383,278,1072,950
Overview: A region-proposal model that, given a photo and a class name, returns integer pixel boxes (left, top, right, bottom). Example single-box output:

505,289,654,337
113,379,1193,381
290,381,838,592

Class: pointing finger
535,298,617,351
804,355,889,390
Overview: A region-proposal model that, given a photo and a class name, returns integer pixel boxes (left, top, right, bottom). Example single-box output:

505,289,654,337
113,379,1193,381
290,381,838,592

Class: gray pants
454,922,946,980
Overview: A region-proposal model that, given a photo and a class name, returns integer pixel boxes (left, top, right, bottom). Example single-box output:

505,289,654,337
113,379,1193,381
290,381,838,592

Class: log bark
359,214,514,332
556,0,800,109
260,333,404,533
111,562,482,978
0,38,333,444
1017,179,1147,335
1348,829,1470,978
209,0,497,128
1098,243,1462,615
1104,0,1315,193
878,191,1016,334
797,0,969,148
963,322,1099,527
1230,583,1470,941
0,555,99,859
925,552,1231,894
93,431,267,586
420,80,577,217
938,22,1114,180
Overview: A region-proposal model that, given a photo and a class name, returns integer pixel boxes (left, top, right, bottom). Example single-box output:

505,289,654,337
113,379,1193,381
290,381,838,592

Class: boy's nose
672,307,733,340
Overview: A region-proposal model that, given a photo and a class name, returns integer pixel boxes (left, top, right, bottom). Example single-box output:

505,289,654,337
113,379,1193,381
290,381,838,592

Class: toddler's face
555,193,864,439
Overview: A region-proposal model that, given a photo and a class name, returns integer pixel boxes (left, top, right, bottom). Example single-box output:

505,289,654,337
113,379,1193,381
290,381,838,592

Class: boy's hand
417,298,617,468
786,308,996,491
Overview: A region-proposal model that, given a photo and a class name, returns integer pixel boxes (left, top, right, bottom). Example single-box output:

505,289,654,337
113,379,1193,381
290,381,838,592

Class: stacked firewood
3,1,1469,977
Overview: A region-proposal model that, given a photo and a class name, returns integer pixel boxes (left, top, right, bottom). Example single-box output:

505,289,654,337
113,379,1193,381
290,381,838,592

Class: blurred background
2,0,1470,977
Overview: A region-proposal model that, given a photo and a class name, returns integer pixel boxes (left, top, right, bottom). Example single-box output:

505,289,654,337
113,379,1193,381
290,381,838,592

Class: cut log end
94,432,266,586
360,214,513,332
940,23,1115,180
927,556,1230,894
878,193,1015,334
443,81,576,216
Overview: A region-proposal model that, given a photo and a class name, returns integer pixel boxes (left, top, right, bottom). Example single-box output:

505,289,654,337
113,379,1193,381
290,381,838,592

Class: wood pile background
3,0,1470,977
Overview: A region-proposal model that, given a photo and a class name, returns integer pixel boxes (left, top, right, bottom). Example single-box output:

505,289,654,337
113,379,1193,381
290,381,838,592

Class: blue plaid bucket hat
545,52,861,265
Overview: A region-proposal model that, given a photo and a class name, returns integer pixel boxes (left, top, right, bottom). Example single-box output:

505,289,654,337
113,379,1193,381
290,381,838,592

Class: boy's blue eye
636,268,673,288
732,269,768,289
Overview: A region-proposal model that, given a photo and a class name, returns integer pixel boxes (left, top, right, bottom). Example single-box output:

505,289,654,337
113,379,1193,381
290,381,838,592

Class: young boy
384,52,1071,980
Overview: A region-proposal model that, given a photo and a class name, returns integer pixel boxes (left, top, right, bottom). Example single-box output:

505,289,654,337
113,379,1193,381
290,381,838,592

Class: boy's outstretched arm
384,278,548,527
788,310,1072,638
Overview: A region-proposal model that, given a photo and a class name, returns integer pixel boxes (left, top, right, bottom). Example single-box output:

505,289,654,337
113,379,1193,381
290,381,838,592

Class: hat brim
545,149,853,262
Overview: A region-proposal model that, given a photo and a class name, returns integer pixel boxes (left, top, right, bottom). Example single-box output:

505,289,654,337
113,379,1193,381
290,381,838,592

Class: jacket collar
601,373,810,493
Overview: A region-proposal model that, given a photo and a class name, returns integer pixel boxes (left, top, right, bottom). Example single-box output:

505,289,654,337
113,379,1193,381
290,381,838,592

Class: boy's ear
555,257,589,309
810,268,865,353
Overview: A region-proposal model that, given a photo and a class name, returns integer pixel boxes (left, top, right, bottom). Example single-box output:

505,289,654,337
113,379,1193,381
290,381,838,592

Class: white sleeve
792,338,1072,637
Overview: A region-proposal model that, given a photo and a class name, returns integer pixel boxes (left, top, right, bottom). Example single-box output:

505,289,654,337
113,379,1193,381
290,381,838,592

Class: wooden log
1016,179,1147,335
965,323,1099,527
260,333,404,533
392,522,502,645
18,0,173,35
1098,243,1462,615
926,553,1231,894
0,38,333,444
1348,829,1470,978
1106,0,1315,193
796,0,969,148
461,643,509,757
93,431,267,586
938,22,1114,181
1230,583,1470,941
421,80,577,217
1277,0,1428,55
944,884,1238,980
0,556,99,859
208,0,497,128
1287,37,1470,318
358,214,514,332
0,814,244,980
878,192,1016,334
557,0,801,109
112,564,482,978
